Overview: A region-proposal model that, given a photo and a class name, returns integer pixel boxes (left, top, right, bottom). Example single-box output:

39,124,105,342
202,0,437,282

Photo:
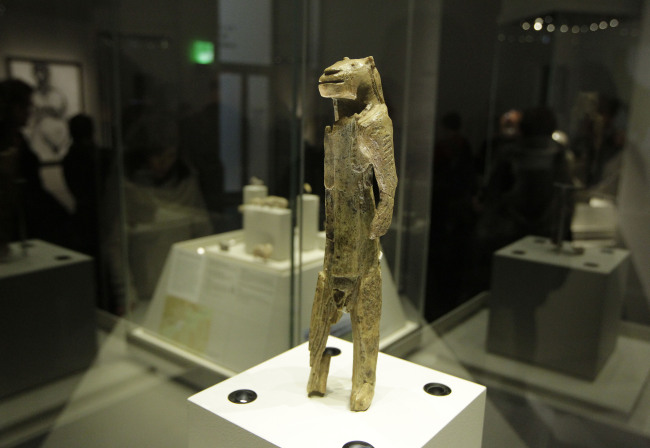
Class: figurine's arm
360,105,397,240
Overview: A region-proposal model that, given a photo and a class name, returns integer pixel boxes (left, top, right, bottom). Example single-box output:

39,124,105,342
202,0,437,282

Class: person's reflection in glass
477,107,573,253
426,112,477,320
123,114,213,232
480,107,575,360
106,113,213,313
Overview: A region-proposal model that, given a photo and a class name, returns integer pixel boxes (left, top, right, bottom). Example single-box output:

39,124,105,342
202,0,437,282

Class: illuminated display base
188,336,486,448
141,231,414,373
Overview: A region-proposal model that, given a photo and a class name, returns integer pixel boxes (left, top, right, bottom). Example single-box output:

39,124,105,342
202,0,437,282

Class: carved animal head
318,56,384,105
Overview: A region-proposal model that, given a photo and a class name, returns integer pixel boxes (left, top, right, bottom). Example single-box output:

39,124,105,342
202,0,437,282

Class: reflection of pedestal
487,236,629,379
128,209,195,300
0,240,97,398
188,336,486,448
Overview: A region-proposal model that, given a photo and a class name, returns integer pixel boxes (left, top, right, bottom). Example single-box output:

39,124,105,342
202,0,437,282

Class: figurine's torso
323,114,379,281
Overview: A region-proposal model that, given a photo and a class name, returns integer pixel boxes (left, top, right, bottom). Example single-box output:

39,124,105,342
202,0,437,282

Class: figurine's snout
319,68,343,85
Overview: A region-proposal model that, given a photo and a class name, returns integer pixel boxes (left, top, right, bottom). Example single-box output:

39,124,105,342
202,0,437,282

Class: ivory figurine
307,56,397,411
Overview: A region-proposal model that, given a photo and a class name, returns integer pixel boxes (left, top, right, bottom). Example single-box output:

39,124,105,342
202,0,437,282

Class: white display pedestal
242,205,291,261
141,231,414,373
487,236,630,379
188,337,486,448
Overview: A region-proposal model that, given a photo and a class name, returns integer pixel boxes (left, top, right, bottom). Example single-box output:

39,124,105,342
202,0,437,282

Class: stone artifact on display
307,56,397,411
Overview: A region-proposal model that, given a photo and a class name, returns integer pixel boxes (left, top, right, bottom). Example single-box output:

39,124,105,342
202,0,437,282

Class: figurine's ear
343,57,350,60
366,56,375,64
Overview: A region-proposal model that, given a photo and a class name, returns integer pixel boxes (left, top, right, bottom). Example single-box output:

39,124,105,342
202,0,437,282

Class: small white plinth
242,205,291,261
188,337,486,448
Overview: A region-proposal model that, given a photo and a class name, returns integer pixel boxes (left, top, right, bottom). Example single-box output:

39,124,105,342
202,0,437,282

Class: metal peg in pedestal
552,182,580,252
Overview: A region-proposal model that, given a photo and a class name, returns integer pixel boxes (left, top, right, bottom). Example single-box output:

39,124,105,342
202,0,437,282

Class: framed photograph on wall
7,57,84,211
6,57,84,162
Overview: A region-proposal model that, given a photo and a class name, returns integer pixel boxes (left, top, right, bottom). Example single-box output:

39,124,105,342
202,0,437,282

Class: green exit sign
191,40,214,64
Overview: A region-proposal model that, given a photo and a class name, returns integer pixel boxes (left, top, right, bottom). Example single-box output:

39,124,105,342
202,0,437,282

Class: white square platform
188,336,486,448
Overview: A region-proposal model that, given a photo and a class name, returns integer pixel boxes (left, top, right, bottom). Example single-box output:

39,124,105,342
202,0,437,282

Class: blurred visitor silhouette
62,113,102,257
477,109,522,185
0,78,70,258
426,112,477,320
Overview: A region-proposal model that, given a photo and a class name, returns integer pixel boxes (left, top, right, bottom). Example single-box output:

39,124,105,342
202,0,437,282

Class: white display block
487,236,630,379
188,337,486,448
242,205,291,261
244,184,269,204
142,231,412,373
297,194,319,251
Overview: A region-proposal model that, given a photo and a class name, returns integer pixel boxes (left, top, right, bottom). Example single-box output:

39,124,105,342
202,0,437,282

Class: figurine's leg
307,271,340,396
349,264,382,411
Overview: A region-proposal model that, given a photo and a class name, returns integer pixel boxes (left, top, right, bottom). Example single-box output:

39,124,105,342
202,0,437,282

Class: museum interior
1,0,649,446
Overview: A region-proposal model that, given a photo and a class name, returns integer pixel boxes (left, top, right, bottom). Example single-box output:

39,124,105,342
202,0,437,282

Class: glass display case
1,0,649,447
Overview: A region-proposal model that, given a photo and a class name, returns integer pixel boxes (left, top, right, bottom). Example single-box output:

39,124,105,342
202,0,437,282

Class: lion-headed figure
308,56,397,412
318,56,384,118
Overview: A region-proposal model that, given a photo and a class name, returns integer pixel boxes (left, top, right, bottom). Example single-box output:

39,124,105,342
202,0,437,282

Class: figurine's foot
307,369,327,397
307,374,325,397
308,351,333,397
350,383,374,411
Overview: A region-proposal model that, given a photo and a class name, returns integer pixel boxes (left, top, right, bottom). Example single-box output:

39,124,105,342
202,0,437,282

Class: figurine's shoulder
357,103,390,129
329,115,357,132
